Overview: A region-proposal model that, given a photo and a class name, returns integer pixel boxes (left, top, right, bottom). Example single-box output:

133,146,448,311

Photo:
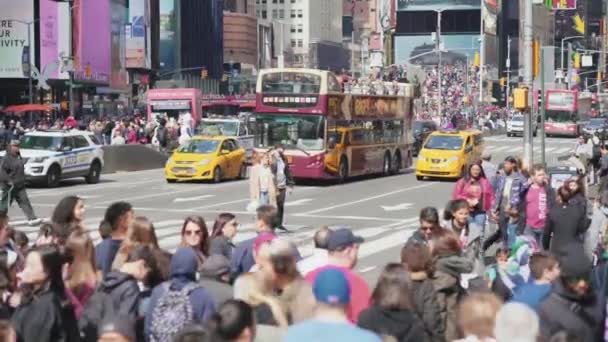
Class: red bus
201,94,256,117
544,90,592,137
253,68,416,180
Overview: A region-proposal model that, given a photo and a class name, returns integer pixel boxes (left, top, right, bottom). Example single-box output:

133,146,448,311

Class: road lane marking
285,198,314,207
194,199,250,210
96,188,213,205
173,195,215,203
301,182,436,215
358,266,377,273
381,203,414,211
293,213,405,222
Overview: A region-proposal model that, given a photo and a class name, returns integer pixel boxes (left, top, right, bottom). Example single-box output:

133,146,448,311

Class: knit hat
200,254,231,278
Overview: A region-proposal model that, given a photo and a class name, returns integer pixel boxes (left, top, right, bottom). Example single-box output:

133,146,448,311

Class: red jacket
452,177,495,212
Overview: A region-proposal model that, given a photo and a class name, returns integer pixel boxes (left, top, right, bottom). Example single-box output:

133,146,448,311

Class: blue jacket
144,248,216,340
493,171,529,212
511,282,552,310
230,236,256,277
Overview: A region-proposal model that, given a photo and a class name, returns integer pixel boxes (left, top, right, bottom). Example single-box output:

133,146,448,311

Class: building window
279,9,284,18
291,39,296,48
297,24,303,33
279,0,284,3
273,0,277,3
297,39,303,47
272,9,277,18
291,25,296,33
297,9,303,18
256,9,260,17
291,9,296,18
262,10,267,18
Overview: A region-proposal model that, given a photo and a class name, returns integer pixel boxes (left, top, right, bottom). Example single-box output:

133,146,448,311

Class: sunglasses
184,230,201,236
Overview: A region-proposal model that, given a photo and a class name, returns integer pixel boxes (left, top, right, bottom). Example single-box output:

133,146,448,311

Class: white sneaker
27,218,42,226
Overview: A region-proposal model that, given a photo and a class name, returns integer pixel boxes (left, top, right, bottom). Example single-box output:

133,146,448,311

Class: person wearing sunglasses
406,207,441,247
180,216,210,269
537,244,603,341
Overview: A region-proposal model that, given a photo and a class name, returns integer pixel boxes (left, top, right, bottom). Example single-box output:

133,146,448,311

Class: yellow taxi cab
165,136,246,183
415,129,483,180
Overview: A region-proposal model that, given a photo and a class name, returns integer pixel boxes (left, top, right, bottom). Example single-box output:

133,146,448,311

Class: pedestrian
452,161,494,229
145,247,216,342
401,242,444,342
207,300,256,342
357,263,429,341
542,186,588,257
537,247,604,341
566,176,588,213
199,254,233,307
522,164,555,246
494,303,540,342
249,152,277,208
179,216,209,270
11,245,80,342
443,199,483,265
305,227,370,323
481,151,498,189
297,226,332,275
98,314,137,342
209,213,238,260
271,145,294,232
406,207,441,246
455,292,503,342
95,202,134,276
0,140,41,226
233,272,289,328
585,190,608,261
51,195,86,231
285,268,382,342
430,228,474,342
63,230,98,319
511,251,560,310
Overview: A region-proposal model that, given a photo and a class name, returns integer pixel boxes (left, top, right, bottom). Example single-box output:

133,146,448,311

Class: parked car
413,120,438,157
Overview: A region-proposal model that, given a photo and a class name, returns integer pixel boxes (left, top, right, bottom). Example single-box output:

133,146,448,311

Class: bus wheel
383,152,391,176
391,152,402,175
338,157,348,183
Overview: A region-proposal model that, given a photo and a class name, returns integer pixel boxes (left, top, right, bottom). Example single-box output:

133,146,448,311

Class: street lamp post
435,9,443,117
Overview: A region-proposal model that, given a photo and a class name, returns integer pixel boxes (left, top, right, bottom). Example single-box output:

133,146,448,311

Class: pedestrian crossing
9,216,421,259
486,145,573,155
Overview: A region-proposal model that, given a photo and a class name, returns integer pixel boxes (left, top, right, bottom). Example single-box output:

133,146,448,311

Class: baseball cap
253,232,276,255
327,228,364,251
313,268,350,305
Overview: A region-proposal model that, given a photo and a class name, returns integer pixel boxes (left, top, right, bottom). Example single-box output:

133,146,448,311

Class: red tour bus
254,68,415,181
201,94,256,117
544,90,592,137
147,88,203,124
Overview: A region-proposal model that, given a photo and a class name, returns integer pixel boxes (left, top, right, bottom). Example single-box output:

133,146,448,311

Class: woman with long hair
233,272,288,328
543,186,589,256
209,213,239,259
180,216,210,268
63,230,97,319
430,228,474,342
452,161,494,230
566,175,587,212
444,199,483,263
51,196,86,230
12,245,80,342
357,263,428,341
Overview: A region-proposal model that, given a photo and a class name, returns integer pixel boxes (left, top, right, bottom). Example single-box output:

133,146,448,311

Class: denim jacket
492,171,529,212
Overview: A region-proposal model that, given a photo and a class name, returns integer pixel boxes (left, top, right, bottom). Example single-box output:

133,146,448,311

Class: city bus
544,90,592,137
253,68,415,181
147,88,203,125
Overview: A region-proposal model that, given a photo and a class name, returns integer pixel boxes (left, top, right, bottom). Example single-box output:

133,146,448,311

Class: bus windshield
424,135,463,151
546,110,577,123
199,120,239,137
261,72,322,94
254,114,325,150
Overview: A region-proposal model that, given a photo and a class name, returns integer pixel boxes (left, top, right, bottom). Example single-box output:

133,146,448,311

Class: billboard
74,0,110,84
110,0,128,90
482,0,497,35
397,0,480,11
0,0,35,78
126,0,149,69
550,0,576,10
554,0,586,40
159,0,177,72
394,34,480,66
40,0,70,80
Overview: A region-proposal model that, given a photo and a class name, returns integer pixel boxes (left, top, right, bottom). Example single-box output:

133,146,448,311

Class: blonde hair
64,230,97,290
112,217,159,271
458,292,503,339
233,272,289,327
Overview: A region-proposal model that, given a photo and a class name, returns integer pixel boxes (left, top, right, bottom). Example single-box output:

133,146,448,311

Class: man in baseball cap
284,268,381,342
304,228,370,323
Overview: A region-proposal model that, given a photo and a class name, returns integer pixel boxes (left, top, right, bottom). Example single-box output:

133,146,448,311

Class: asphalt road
6,134,576,286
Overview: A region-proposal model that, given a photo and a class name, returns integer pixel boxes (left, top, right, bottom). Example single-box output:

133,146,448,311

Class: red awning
240,101,255,109
2,104,53,113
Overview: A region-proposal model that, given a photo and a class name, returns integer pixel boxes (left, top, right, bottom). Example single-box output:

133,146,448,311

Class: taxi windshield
178,140,220,154
20,135,64,151
424,135,463,151
199,121,239,137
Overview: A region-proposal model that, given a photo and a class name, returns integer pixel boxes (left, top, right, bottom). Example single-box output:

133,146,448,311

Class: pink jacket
452,177,495,213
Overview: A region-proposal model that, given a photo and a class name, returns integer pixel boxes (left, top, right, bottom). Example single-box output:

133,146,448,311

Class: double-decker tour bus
253,68,415,181
147,88,203,124
544,90,592,137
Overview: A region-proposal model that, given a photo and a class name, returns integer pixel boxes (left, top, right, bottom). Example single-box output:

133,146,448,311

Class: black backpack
78,285,118,342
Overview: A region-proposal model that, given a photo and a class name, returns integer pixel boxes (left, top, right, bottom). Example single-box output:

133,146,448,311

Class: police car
1,130,104,187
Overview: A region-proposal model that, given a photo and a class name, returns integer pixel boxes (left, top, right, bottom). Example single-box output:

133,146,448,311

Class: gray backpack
149,282,200,342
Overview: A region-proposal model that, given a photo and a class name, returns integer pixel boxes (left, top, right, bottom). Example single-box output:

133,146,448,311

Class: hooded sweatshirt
144,247,216,340
99,271,141,316
357,305,429,342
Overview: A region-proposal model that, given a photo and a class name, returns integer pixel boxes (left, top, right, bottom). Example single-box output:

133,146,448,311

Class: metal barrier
101,145,168,174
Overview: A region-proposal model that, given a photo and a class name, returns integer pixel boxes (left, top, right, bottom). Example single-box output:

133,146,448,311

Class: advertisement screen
74,0,110,83
394,34,480,66
110,0,128,90
397,0,480,11
159,0,177,72
0,0,35,78
555,0,586,41
126,0,149,69
40,0,70,80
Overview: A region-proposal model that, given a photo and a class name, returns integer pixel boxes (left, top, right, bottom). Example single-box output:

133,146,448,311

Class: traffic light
533,39,540,78
473,52,480,67
574,53,581,69
513,87,528,110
